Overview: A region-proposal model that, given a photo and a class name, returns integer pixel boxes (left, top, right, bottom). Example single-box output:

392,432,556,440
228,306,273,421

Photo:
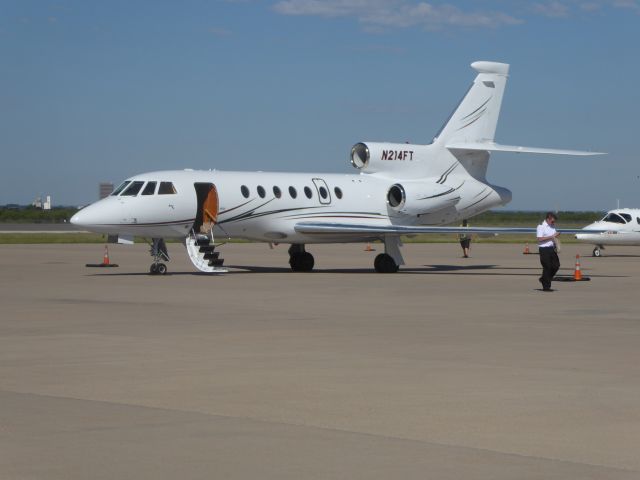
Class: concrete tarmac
1,242,639,479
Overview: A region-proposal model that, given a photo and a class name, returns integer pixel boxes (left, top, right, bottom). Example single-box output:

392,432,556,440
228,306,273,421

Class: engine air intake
387,184,406,210
351,143,370,169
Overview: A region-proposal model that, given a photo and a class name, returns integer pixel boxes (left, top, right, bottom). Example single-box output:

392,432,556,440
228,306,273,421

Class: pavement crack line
1,388,638,475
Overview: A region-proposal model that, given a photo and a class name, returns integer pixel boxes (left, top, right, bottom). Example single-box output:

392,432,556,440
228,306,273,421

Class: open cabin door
193,183,219,234
186,182,227,274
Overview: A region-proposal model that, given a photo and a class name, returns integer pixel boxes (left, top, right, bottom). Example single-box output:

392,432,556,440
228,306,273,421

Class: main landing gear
289,244,314,272
374,253,399,273
593,246,604,257
149,238,170,275
374,236,404,273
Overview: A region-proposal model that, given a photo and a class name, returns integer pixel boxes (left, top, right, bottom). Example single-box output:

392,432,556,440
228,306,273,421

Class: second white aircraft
71,61,603,274
576,209,640,256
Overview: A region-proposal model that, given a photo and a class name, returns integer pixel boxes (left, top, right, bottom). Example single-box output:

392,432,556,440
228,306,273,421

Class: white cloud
612,0,640,11
272,1,522,30
578,2,602,11
531,1,570,17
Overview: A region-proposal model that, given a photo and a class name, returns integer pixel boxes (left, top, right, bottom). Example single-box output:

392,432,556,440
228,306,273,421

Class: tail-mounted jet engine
351,142,427,176
386,182,460,216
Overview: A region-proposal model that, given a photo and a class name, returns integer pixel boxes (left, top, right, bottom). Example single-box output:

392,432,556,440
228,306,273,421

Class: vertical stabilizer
434,61,509,145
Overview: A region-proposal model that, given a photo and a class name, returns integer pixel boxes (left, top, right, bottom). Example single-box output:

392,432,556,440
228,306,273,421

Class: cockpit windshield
141,181,157,195
602,213,627,224
121,181,145,196
111,181,131,196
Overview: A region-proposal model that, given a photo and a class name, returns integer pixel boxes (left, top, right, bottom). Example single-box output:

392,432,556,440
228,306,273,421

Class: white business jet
71,61,603,274
576,209,640,257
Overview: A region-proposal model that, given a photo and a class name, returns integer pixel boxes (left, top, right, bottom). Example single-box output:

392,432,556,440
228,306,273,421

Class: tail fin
433,61,509,145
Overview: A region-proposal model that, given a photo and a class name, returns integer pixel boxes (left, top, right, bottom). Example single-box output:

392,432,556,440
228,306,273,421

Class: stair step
208,258,224,267
199,246,215,253
203,252,219,260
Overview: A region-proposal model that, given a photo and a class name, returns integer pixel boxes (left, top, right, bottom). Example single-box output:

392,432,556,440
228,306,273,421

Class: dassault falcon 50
71,61,603,274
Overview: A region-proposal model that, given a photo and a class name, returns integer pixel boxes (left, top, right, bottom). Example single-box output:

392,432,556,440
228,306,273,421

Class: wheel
374,253,399,273
289,253,300,271
289,252,314,272
299,252,314,272
150,263,158,275
156,263,168,275
593,247,601,257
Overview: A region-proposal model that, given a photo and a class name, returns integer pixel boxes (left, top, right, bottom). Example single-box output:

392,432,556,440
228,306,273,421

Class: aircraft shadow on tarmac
86,264,627,277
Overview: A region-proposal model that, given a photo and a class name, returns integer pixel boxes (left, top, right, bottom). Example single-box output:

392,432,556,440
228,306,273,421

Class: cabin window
304,186,313,199
111,181,130,196
158,182,177,195
334,187,343,199
257,185,266,198
318,186,328,199
121,181,145,196
621,213,632,222
141,181,157,195
603,213,626,224
241,185,250,198
289,186,297,199
273,186,281,198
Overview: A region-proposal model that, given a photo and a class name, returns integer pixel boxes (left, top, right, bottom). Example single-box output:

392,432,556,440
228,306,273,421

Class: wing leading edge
294,222,603,236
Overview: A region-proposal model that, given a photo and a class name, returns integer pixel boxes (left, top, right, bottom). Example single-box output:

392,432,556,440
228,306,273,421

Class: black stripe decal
439,163,459,184
219,198,255,215
97,219,194,227
457,111,485,131
418,188,454,200
436,163,457,184
461,96,492,120
463,191,493,209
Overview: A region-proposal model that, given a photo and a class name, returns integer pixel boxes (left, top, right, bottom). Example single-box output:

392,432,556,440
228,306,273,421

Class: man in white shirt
536,212,560,291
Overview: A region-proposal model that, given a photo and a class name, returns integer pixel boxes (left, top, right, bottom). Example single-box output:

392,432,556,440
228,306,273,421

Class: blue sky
1,0,638,210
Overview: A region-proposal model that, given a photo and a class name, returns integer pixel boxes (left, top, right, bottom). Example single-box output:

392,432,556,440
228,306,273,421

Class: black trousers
539,247,560,290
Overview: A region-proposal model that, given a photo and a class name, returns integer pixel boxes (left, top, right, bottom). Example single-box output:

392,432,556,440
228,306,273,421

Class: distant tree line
0,206,79,223
470,210,604,226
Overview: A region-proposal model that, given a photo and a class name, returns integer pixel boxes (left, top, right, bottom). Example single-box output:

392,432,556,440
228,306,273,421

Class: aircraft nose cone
70,203,102,229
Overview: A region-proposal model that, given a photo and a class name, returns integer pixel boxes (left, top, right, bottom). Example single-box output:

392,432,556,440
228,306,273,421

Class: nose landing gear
149,238,170,275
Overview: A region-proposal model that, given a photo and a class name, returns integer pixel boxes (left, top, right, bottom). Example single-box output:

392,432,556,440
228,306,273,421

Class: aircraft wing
294,222,603,236
446,142,604,156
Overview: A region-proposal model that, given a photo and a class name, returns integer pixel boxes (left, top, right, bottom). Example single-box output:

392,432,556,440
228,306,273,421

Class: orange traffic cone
523,243,530,254
573,254,582,281
102,245,110,265
365,243,375,252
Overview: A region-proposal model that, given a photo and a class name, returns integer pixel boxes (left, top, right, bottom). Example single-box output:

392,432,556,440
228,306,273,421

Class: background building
99,182,114,199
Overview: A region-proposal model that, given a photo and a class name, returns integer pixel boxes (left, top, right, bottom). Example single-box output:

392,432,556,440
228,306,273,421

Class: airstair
185,231,227,274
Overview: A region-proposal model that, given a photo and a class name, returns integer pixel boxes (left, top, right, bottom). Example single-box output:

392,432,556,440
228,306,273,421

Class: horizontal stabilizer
295,222,605,236
446,142,604,156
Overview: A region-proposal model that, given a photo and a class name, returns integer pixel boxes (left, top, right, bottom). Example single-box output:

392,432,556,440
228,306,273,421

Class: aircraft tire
593,247,601,257
150,264,158,275
157,263,168,275
374,253,399,273
290,252,314,272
